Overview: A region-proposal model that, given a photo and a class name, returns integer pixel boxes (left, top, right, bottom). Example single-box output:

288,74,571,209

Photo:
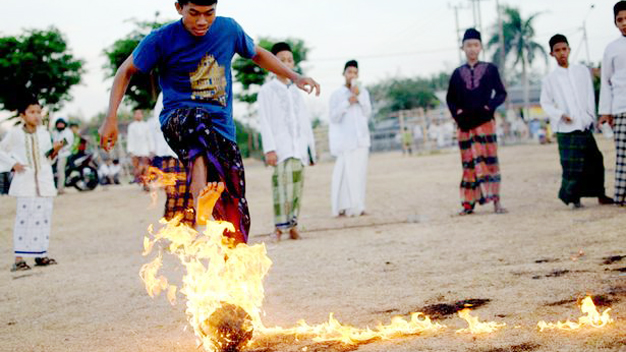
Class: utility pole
449,3,467,65
583,4,595,64
496,0,509,109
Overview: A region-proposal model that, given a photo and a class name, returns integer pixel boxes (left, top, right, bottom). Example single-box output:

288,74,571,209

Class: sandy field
1,139,625,352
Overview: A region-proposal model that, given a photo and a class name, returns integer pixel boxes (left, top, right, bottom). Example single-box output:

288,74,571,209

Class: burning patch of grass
479,343,541,352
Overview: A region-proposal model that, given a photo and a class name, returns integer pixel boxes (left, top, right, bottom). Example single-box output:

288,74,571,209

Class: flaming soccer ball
200,302,254,352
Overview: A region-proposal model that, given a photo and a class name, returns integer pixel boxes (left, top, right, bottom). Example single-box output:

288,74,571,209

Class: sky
0,0,620,125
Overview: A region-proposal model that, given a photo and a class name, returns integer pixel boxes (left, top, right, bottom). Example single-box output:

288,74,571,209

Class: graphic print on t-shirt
190,54,227,106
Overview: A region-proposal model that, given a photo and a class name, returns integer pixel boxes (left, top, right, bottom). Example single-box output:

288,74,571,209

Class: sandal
34,257,58,267
10,261,31,272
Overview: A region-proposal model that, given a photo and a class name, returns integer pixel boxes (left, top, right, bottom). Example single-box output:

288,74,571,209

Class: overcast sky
1,0,621,123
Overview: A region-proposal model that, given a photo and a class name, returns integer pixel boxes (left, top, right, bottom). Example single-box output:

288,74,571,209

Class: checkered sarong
556,130,605,205
152,156,194,226
458,120,501,209
614,113,626,205
272,158,305,230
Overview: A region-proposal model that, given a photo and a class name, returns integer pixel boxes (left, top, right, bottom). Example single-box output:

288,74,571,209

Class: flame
455,309,506,334
143,167,187,208
537,296,614,332
140,217,444,351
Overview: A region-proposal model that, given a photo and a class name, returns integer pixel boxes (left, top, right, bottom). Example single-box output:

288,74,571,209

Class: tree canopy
0,27,84,114
103,18,169,110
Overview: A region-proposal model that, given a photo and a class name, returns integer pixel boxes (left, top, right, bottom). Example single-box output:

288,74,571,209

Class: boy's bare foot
494,201,508,214
289,227,301,240
271,229,282,243
196,182,225,226
598,195,615,205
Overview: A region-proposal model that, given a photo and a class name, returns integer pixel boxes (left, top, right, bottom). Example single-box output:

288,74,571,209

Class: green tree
368,73,450,120
487,6,547,116
103,17,169,110
232,37,309,105
0,27,84,116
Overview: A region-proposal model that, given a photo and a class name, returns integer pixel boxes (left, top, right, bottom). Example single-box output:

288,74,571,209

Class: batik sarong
272,158,305,230
614,113,626,205
556,130,606,205
152,156,194,226
458,120,501,209
13,197,53,258
162,108,251,244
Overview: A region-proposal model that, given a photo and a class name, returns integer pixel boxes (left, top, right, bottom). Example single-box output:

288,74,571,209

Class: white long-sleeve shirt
328,86,372,156
540,64,596,133
257,78,316,165
599,36,626,116
149,94,177,158
0,126,57,197
126,120,152,157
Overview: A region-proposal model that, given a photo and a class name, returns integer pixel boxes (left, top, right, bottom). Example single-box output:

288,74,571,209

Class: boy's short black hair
16,94,40,115
344,60,358,72
69,122,80,128
616,1,626,21
549,34,569,52
271,42,292,56
178,0,218,6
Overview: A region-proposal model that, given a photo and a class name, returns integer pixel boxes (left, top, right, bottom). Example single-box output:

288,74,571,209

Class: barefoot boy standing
599,1,626,206
257,42,317,242
540,34,614,208
99,0,320,244
446,28,507,215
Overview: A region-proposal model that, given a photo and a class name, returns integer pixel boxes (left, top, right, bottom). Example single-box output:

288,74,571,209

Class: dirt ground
1,139,625,352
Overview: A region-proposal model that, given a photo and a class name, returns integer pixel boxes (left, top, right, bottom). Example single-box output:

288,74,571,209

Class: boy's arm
598,49,614,127
540,78,566,127
488,65,507,111
252,46,320,96
99,55,141,151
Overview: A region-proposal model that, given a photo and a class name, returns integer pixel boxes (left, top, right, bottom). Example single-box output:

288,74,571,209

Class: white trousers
331,147,369,217
13,197,53,258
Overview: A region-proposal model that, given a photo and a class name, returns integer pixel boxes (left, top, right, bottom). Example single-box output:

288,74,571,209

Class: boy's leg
614,114,626,205
272,162,288,241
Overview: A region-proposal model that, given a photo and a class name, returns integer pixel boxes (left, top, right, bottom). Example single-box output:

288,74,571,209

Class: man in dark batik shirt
446,28,508,215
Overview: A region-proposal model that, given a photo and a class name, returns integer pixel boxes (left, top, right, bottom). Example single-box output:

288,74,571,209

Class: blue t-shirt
132,17,257,142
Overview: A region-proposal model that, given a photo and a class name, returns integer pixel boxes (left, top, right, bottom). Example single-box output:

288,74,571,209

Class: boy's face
617,10,626,36
176,2,217,37
344,66,359,85
550,42,570,68
21,104,42,127
462,39,482,62
276,50,295,70
71,125,79,133
133,110,144,121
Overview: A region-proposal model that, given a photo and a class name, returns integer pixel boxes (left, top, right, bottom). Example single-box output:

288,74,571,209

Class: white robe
257,78,316,165
127,120,152,157
329,86,372,216
0,126,57,197
599,36,626,116
149,94,178,158
540,64,596,133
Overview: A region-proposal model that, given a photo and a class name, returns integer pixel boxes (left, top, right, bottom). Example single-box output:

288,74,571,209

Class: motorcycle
63,153,99,192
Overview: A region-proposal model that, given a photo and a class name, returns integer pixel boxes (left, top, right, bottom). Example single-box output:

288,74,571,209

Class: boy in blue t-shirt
99,0,320,244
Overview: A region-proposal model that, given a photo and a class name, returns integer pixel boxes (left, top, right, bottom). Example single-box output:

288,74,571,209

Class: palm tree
488,6,548,117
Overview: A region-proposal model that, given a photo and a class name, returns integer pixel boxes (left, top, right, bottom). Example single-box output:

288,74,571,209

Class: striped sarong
556,130,606,205
614,113,626,205
272,158,305,230
161,108,251,244
458,120,501,209
151,156,194,226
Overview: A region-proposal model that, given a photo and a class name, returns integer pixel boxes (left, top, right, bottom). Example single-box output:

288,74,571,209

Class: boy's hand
562,114,573,123
349,95,359,105
99,118,119,151
351,86,360,96
52,141,65,152
265,151,278,167
12,163,26,173
598,115,614,129
294,76,321,96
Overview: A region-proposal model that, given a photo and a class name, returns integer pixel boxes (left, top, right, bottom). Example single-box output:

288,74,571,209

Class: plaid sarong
151,156,194,226
162,108,250,244
614,113,626,205
556,130,606,205
272,158,305,230
458,120,501,209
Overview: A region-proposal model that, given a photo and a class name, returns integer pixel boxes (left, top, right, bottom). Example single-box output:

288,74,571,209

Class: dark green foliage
368,72,450,120
0,27,84,115
103,18,170,110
